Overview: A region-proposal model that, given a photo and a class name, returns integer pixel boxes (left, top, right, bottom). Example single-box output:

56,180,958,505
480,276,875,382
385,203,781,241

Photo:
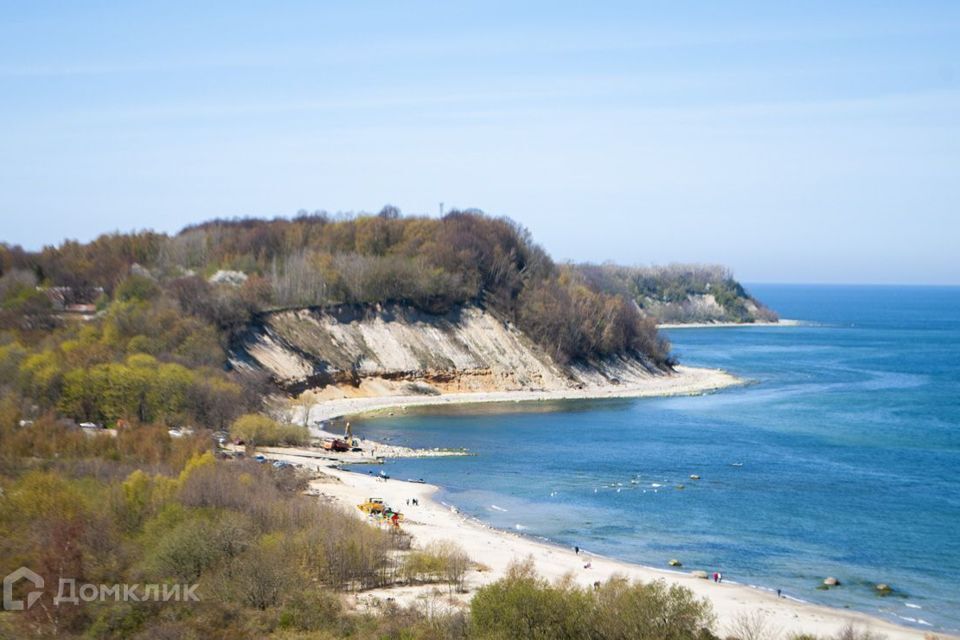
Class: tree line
2,208,672,369
578,263,778,324
0,423,894,639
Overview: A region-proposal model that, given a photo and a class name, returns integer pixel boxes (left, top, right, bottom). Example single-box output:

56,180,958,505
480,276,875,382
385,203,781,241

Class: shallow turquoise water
347,285,960,632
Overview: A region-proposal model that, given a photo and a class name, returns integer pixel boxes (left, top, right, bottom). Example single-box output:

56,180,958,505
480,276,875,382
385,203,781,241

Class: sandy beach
264,361,955,640
257,446,951,640
291,365,743,426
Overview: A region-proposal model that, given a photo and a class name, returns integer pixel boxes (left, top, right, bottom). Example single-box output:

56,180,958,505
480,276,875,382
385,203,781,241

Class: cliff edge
230,303,669,397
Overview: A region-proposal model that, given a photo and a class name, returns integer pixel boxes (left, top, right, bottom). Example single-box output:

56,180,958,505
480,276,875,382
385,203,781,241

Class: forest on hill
0,208,783,428
1,209,671,370
0,208,811,640
579,263,778,324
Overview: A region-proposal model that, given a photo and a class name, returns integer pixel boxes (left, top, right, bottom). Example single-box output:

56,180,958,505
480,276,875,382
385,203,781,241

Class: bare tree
726,611,782,640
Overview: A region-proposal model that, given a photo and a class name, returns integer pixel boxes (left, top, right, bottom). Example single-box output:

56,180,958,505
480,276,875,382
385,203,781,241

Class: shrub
145,509,254,581
833,625,887,640
470,561,717,640
230,413,309,446
115,274,160,302
276,589,344,632
402,540,471,592
213,534,300,610
726,611,781,640
591,577,716,640
470,560,594,640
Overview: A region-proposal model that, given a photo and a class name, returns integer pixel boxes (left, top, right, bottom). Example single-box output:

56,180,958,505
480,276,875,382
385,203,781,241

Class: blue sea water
347,285,960,632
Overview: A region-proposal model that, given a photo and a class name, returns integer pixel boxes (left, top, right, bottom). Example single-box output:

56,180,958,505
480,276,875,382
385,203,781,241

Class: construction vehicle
357,497,404,524
344,421,361,450
358,497,386,515
322,438,350,452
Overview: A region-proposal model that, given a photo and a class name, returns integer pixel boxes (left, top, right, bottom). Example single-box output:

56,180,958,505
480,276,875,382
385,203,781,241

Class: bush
306,510,398,590
402,540,471,593
470,560,594,639
145,509,254,581
276,589,344,632
470,561,716,640
115,274,160,302
832,626,887,640
230,413,309,446
212,534,300,610
592,577,717,640
725,611,780,640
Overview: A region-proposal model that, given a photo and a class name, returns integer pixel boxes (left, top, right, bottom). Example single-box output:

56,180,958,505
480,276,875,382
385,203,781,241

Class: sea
346,285,960,633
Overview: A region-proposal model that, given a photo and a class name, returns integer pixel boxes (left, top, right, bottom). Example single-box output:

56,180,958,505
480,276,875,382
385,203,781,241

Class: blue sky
1,1,958,284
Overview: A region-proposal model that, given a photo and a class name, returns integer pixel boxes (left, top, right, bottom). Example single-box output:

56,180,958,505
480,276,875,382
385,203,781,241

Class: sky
1,1,958,284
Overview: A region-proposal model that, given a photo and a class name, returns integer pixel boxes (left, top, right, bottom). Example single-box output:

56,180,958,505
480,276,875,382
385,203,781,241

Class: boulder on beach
691,570,709,579
823,577,840,586
669,559,682,567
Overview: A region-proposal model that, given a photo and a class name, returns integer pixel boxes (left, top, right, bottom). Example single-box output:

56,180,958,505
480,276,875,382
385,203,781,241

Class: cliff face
576,264,778,325
638,292,776,324
230,304,667,395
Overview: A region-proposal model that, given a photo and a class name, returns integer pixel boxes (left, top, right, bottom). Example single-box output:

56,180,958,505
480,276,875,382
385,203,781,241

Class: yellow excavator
357,497,404,525
358,497,386,515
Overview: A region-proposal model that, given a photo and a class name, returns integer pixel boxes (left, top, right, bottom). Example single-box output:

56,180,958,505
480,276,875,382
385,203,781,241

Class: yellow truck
358,497,386,515
357,497,404,525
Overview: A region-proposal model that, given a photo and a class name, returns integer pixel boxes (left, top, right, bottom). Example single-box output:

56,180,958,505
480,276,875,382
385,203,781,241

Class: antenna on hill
439,202,444,216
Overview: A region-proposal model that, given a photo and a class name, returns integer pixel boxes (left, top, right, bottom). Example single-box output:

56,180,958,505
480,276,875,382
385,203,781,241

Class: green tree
470,561,593,640
230,413,308,446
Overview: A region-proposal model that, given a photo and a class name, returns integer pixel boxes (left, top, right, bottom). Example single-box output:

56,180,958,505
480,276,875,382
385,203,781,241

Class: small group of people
405,497,419,506
712,571,723,583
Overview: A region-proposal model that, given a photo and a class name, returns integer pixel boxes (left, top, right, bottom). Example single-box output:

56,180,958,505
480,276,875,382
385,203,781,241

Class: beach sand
265,364,953,639
259,448,950,640
292,365,743,426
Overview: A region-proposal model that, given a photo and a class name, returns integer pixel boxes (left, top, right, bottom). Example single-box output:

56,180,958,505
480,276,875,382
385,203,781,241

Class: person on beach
575,545,580,555
777,588,782,598
712,572,718,583
718,572,723,583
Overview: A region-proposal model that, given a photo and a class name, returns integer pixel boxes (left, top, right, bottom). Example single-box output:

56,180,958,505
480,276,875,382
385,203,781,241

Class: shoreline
274,362,955,638
291,365,743,425
658,318,803,329
259,447,953,640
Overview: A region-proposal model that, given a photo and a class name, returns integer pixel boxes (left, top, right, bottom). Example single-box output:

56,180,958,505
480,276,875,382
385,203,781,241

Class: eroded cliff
230,303,669,396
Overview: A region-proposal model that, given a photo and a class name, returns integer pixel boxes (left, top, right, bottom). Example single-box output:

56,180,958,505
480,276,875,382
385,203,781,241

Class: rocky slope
577,263,778,325
230,303,669,396
638,291,776,324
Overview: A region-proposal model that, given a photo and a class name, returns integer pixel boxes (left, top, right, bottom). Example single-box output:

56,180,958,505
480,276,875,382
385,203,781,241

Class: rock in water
823,577,840,586
875,583,893,594
669,559,682,567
